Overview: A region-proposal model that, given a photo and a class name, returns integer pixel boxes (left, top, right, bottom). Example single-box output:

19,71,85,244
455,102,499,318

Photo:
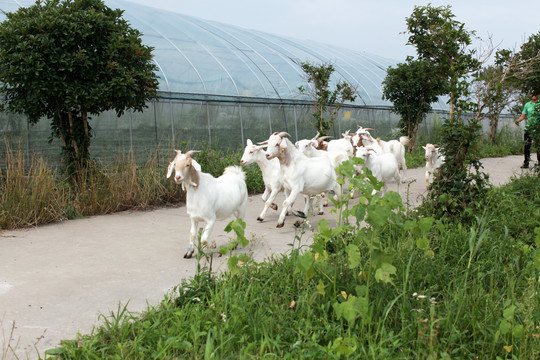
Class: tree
298,62,356,136
472,50,519,144
405,4,489,221
382,57,445,152
0,0,159,176
515,32,540,93
405,4,481,122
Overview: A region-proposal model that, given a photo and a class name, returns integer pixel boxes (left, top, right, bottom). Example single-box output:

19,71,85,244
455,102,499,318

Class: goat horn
277,132,290,138
364,128,375,131
313,131,321,140
186,150,200,157
318,136,331,141
257,140,269,146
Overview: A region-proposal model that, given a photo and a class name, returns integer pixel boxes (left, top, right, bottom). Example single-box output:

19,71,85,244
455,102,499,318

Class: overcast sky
125,0,538,62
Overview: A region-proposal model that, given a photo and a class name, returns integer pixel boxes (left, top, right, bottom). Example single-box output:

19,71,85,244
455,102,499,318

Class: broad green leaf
375,262,397,283
332,337,357,356
418,217,435,232
416,237,430,250
333,295,369,325
316,280,326,296
499,320,511,335
502,305,516,321
346,244,361,269
512,324,524,338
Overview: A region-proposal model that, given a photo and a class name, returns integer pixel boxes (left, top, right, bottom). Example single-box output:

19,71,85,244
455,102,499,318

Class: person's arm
515,113,526,124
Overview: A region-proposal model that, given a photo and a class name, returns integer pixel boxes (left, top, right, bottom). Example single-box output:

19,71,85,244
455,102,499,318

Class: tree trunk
489,113,498,144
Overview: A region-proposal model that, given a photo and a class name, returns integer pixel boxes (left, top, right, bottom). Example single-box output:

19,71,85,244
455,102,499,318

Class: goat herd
166,127,445,259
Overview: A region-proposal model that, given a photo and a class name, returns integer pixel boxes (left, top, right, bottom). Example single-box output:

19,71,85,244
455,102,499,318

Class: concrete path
0,155,535,359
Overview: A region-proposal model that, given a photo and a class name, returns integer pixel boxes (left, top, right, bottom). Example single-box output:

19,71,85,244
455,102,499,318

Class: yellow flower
503,345,513,353
289,300,296,309
341,291,348,299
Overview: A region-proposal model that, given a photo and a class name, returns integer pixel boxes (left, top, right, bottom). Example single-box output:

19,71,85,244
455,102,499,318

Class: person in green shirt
514,89,539,169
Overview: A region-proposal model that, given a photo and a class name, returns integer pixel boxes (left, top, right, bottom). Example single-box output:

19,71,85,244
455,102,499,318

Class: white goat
351,127,375,149
422,143,445,189
240,139,284,222
263,132,341,228
327,130,355,159
295,136,348,210
358,133,409,172
295,138,349,168
356,146,401,196
167,150,248,258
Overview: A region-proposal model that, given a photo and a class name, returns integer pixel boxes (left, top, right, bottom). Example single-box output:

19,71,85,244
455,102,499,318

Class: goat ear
174,149,182,155
280,138,288,150
188,159,201,188
190,159,202,172
166,162,174,179
422,146,426,150
247,139,253,146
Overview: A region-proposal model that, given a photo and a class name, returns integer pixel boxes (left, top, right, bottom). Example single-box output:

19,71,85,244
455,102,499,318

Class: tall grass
0,146,185,229
0,144,69,229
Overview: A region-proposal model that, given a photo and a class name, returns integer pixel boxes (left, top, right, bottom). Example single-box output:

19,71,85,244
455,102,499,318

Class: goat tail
224,165,246,181
399,136,410,146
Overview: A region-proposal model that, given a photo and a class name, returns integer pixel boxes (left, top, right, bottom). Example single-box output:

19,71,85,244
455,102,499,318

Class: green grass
43,164,539,360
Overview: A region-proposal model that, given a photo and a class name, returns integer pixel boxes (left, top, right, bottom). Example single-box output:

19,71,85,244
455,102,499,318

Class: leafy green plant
422,118,492,222
298,62,357,136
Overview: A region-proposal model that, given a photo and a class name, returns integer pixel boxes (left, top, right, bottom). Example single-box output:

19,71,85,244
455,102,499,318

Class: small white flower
192,297,201,302
221,313,227,322
412,292,418,297
210,303,215,309
417,295,427,299
430,297,437,304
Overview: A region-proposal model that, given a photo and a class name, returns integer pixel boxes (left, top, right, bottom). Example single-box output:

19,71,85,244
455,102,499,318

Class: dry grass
0,146,184,230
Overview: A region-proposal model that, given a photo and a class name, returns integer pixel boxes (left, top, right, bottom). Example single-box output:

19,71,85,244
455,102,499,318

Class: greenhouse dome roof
0,0,448,110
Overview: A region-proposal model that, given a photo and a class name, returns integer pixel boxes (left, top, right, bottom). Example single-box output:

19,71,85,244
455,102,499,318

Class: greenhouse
0,0,510,167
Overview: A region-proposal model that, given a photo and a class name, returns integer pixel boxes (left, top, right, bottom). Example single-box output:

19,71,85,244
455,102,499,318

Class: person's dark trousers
523,130,538,165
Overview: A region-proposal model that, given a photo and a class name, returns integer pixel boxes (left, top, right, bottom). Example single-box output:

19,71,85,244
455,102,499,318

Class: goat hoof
184,251,194,259
276,222,284,228
318,211,324,215
257,217,264,222
293,220,303,228
270,203,278,210
292,210,306,218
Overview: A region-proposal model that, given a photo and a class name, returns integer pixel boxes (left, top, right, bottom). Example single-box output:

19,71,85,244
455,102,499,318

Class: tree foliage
472,50,519,143
0,0,159,175
406,4,481,121
405,4,490,221
516,32,540,93
382,57,445,151
298,62,356,136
